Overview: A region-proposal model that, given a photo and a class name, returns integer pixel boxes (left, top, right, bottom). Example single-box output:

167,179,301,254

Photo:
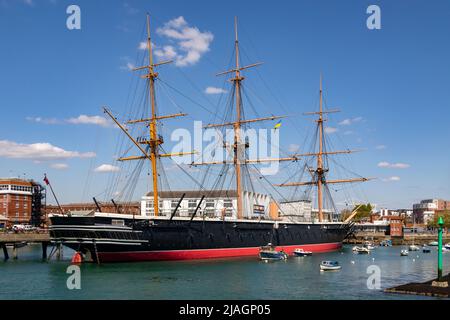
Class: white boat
444,243,450,250
429,241,439,246
400,249,409,256
293,248,312,257
363,241,376,250
409,245,420,251
320,261,341,271
353,246,370,254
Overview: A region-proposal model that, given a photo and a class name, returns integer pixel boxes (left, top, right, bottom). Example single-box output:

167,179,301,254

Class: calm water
0,244,449,300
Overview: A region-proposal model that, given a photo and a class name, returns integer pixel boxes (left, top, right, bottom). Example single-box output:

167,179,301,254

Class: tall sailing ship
49,15,370,263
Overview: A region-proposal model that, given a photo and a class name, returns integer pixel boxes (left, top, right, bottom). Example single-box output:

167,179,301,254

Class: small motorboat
363,241,376,250
409,244,420,251
320,261,341,271
259,244,288,261
422,246,431,253
353,246,370,254
293,248,312,257
429,241,439,246
400,249,409,256
444,243,450,250
380,240,392,247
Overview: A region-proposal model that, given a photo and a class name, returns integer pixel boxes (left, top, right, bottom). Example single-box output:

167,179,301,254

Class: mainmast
104,14,192,217
276,75,372,222
192,17,298,220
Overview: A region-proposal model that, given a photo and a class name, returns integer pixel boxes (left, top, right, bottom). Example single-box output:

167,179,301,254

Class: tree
340,203,373,222
353,203,373,221
427,211,450,229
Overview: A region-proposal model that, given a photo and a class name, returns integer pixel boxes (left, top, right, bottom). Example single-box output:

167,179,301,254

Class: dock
344,232,450,245
0,232,52,260
385,273,450,298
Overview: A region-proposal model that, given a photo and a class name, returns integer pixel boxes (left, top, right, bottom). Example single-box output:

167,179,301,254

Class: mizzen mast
276,75,372,222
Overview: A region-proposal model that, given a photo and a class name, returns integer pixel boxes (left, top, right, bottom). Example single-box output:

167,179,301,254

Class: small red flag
43,174,49,185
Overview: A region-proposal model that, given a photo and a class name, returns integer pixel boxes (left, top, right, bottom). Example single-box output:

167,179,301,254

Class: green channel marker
438,216,444,281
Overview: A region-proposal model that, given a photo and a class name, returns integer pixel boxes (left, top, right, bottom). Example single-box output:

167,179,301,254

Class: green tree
353,203,373,221
427,211,450,229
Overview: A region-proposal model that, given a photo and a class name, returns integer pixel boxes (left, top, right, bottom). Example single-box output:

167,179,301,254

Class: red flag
43,174,49,185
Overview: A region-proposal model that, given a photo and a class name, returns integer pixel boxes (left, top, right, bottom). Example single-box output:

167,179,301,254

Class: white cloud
377,161,410,169
0,140,95,161
156,16,214,67
288,144,300,153
382,176,401,182
205,86,227,95
339,117,363,126
375,145,386,150
343,130,353,135
154,45,177,59
50,163,69,170
94,164,120,173
26,116,60,124
324,127,338,134
66,115,112,128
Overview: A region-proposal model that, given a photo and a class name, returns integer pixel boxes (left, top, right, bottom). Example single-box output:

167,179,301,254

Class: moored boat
422,246,431,253
293,248,312,257
429,241,438,246
320,260,341,271
400,249,409,256
259,244,288,261
353,246,370,254
409,244,420,251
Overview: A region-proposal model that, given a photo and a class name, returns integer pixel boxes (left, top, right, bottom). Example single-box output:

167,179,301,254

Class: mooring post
56,243,61,260
42,242,48,260
1,243,8,261
12,244,17,260
438,216,444,281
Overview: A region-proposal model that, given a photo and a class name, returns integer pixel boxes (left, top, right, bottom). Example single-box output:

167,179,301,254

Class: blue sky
0,0,449,210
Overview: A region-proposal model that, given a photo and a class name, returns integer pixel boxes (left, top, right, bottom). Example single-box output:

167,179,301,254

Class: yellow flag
274,121,282,129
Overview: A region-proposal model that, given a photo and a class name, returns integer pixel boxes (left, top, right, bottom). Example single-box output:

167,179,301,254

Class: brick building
0,178,45,225
413,199,450,224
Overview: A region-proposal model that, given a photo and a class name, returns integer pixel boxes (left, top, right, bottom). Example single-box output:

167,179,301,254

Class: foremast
104,14,193,217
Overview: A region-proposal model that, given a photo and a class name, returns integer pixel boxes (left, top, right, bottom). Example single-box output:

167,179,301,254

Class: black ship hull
49,215,352,263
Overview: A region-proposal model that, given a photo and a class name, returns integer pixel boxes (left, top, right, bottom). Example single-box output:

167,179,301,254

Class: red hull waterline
98,242,342,262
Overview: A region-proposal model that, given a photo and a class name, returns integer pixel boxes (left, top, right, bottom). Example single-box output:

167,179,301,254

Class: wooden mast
317,75,324,222
276,75,373,222
103,14,194,217
233,16,244,219
145,14,161,216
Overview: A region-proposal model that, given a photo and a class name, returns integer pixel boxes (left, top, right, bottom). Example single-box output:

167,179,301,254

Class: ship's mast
192,17,304,220
232,17,244,219
146,14,160,216
276,75,372,222
317,75,324,222
104,14,193,217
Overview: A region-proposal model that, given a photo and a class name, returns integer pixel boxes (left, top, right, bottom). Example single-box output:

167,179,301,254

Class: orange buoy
71,252,82,264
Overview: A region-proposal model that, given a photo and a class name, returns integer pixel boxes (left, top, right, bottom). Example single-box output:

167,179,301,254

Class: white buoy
413,259,415,262
351,260,355,264
372,257,375,261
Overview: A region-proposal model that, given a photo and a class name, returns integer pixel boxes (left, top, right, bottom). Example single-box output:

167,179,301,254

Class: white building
141,190,272,220
279,200,312,222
